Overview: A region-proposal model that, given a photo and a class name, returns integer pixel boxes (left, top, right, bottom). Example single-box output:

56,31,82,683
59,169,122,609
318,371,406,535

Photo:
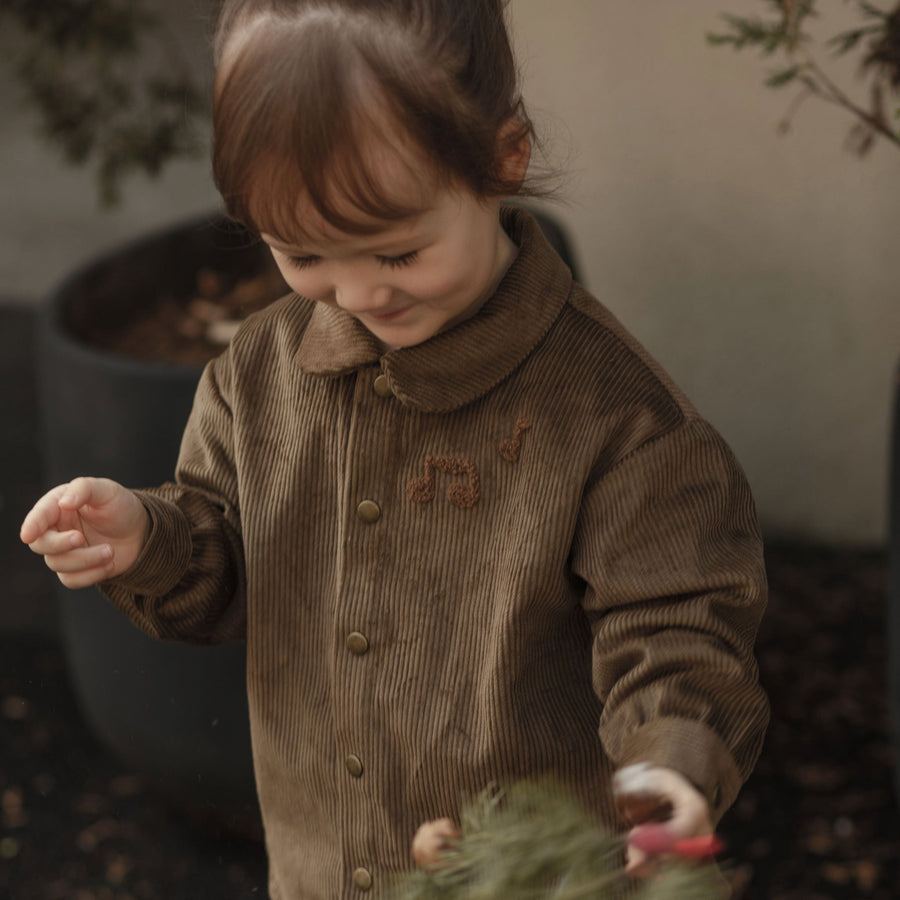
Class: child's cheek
285,271,327,304
415,269,466,303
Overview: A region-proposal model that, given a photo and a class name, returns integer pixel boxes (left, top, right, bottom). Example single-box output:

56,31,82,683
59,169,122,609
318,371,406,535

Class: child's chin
369,325,437,351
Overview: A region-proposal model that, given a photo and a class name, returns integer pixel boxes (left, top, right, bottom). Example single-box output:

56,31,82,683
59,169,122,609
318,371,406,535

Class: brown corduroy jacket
103,208,768,899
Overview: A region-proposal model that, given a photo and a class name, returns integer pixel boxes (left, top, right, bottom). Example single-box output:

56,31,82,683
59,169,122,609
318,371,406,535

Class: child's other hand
613,763,713,877
20,477,150,589
411,817,460,869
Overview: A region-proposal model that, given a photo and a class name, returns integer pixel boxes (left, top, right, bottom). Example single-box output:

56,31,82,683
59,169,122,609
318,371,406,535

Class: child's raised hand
613,763,715,877
20,477,150,589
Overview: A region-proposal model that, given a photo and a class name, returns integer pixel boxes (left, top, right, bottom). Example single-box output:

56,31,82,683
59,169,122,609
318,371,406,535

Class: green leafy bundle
386,782,725,900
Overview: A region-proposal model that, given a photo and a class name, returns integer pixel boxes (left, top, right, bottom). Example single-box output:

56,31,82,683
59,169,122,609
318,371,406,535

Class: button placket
338,367,397,885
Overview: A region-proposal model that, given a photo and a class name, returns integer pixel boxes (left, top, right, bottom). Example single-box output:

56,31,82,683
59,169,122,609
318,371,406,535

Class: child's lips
368,306,411,323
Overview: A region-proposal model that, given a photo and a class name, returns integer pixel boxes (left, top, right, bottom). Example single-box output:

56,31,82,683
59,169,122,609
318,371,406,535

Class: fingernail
100,545,113,560
69,534,81,547
60,494,74,506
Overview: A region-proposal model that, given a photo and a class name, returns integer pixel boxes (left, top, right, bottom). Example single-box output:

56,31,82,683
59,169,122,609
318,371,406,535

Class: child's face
261,182,515,350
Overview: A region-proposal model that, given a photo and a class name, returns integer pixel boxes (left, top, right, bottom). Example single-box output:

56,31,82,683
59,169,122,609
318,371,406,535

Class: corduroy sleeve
100,350,247,644
570,415,769,822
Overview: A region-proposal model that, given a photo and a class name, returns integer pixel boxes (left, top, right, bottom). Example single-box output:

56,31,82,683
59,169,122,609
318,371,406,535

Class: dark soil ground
1,544,898,899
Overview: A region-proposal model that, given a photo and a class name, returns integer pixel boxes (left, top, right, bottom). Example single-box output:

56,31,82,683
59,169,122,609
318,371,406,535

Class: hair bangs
242,147,435,245
214,13,438,242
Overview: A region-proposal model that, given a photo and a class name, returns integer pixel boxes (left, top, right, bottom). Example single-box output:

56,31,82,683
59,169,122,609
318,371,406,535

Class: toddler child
21,1,768,896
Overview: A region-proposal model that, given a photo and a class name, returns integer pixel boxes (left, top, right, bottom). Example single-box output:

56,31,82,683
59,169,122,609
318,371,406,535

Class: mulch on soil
1,543,898,899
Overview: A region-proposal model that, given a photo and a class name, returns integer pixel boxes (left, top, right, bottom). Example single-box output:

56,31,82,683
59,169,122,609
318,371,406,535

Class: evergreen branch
859,1,891,20
706,14,797,55
765,63,810,87
796,43,900,148
386,782,725,900
828,25,884,55
709,0,900,154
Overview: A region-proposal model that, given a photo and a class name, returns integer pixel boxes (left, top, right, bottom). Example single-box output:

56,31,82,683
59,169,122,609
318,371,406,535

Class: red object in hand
629,824,724,860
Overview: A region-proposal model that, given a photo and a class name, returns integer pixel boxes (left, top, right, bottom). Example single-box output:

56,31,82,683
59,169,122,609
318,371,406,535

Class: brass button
373,374,393,398
345,754,363,777
353,867,373,891
356,500,381,523
347,632,369,656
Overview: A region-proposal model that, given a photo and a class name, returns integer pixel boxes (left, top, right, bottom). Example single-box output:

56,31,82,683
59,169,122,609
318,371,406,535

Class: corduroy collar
293,206,573,412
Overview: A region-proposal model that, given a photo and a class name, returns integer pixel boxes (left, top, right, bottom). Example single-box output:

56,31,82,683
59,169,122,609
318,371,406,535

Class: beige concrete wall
511,0,899,546
1,1,896,545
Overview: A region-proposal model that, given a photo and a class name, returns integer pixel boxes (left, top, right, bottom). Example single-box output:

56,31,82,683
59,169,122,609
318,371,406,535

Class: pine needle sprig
386,781,725,900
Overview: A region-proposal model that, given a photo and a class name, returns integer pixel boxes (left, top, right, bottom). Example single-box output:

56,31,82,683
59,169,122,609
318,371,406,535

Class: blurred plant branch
0,0,209,205
387,781,725,900
708,0,900,155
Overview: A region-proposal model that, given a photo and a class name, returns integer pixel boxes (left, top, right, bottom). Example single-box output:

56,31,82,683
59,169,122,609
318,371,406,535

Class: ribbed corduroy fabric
102,208,768,900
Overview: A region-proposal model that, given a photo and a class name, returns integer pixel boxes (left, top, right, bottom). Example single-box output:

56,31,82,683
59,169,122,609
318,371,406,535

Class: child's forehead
263,205,435,253
248,126,446,245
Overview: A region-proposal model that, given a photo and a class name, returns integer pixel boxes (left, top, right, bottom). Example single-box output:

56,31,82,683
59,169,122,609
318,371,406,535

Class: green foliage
708,0,900,154
0,0,208,204
764,63,811,88
385,782,724,900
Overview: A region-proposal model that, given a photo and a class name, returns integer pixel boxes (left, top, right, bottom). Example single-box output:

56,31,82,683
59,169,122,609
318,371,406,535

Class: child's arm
20,477,150,588
573,416,769,825
22,349,247,645
93,352,246,644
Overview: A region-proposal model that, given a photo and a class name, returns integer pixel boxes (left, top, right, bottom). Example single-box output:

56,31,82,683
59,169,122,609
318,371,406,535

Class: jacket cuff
102,491,192,597
616,717,742,822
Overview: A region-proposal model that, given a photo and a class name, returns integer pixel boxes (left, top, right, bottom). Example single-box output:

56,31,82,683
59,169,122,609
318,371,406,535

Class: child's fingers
25,529,87,557
53,561,117,591
624,843,650,876
20,485,69,544
58,476,119,511
411,818,460,869
44,544,113,576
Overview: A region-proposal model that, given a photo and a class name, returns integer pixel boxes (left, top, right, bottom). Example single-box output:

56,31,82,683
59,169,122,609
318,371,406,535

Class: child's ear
496,118,532,192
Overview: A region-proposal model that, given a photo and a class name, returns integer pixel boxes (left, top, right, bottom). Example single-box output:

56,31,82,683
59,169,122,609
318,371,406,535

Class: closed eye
376,251,419,270
287,254,321,270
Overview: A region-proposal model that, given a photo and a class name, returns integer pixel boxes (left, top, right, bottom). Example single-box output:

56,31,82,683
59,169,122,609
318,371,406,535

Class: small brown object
407,456,480,508
499,416,532,462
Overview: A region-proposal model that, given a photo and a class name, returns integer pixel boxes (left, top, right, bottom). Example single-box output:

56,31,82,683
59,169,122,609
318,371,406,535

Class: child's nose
334,280,390,313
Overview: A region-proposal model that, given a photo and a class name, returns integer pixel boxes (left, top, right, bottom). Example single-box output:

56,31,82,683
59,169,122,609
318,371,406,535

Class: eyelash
378,251,419,270
286,251,420,271
287,255,319,270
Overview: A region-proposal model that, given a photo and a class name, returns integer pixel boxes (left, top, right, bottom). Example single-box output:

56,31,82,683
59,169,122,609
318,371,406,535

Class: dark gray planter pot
890,360,900,807
38,213,271,833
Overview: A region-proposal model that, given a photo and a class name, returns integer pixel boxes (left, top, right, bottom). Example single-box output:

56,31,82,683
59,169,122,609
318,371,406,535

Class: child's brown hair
212,0,542,239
